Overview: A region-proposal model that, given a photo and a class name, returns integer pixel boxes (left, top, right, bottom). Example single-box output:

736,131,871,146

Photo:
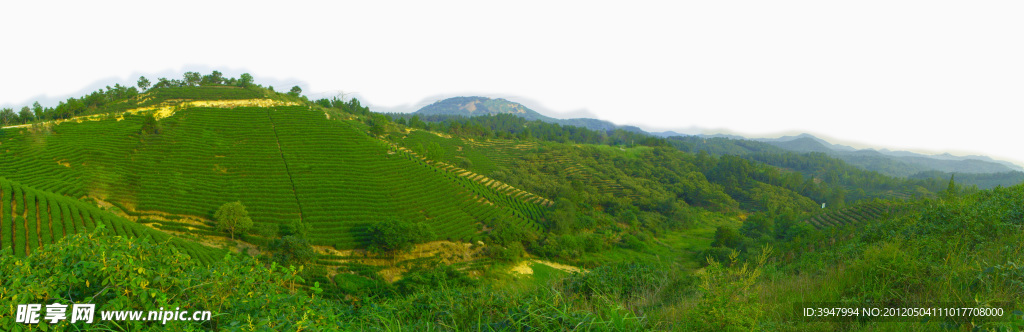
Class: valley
0,72,1021,330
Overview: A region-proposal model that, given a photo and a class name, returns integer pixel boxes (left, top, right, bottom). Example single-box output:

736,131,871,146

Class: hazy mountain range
415,96,1024,178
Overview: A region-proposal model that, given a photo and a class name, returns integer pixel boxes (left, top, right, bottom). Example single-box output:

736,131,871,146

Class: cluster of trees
910,170,1024,190
312,96,372,117
2,71,264,127
361,109,958,265
704,211,815,263
365,218,434,254
142,71,255,90
1,84,140,125
387,113,665,147
672,136,949,203
384,112,941,209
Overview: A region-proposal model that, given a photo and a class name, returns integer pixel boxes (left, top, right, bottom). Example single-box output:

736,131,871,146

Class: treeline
312,96,373,117
383,113,941,208
387,113,667,147
910,170,1024,190
1,84,140,125
671,136,948,202
0,71,266,126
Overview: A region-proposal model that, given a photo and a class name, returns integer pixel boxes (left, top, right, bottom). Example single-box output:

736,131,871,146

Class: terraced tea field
0,177,222,263
802,200,910,229
0,105,547,249
399,132,646,201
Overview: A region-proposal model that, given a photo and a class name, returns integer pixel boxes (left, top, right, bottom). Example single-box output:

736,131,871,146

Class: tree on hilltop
137,76,151,91
183,72,202,87
202,71,224,85
19,107,33,123
238,73,254,88
32,102,43,119
0,108,15,126
288,86,303,97
215,201,253,240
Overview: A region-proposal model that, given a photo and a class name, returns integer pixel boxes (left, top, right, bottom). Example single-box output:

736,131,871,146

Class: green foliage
711,226,742,249
0,107,14,126
283,219,310,238
269,235,316,266
566,262,666,301
486,241,526,262
1,105,545,249
288,85,302,97
911,170,1024,190
688,246,770,331
214,201,253,240
238,73,254,87
426,141,445,160
19,106,33,122
139,113,160,135
739,213,774,241
485,215,538,261
366,218,433,254
842,241,924,304
394,264,477,295
0,230,337,331
546,198,577,234
183,71,201,86
137,76,151,90
201,71,225,86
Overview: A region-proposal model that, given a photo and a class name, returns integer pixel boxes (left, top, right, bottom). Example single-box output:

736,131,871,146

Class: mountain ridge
413,96,1024,177
414,96,645,134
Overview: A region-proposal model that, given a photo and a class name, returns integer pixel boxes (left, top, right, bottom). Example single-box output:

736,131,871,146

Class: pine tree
945,174,957,198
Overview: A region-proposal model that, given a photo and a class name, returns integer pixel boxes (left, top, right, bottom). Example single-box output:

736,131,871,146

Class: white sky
2,1,1022,166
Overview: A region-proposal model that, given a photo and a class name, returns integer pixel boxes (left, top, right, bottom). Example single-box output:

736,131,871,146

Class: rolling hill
759,133,1022,176
0,177,222,262
2,73,1023,330
413,97,1024,188
0,89,547,251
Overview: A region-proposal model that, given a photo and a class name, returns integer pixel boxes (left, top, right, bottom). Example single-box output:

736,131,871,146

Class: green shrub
486,242,525,262
566,262,666,301
687,246,771,331
843,241,923,304
366,218,433,254
269,235,316,266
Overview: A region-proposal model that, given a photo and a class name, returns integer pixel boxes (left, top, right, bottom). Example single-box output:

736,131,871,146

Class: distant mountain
416,96,549,120
649,130,686,138
759,133,857,152
878,150,1024,172
757,133,1021,176
760,136,833,154
694,133,748,140
414,97,1023,179
415,97,644,133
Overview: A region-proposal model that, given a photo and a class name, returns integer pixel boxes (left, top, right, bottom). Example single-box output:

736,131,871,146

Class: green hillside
0,104,545,249
801,200,910,230
3,72,1021,330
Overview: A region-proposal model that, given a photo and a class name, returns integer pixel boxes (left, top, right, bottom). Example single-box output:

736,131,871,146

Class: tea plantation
0,102,546,249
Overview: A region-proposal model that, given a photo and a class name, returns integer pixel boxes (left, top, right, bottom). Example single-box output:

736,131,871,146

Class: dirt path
509,259,587,275
265,108,304,223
